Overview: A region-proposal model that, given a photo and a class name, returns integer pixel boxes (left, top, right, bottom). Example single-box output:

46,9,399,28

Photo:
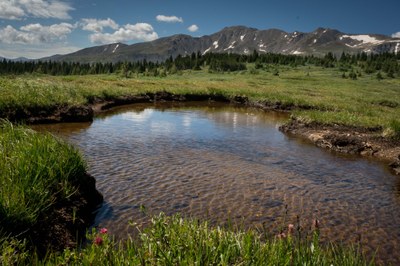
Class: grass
0,66,389,264
0,120,87,235
1,213,371,265
1,65,399,134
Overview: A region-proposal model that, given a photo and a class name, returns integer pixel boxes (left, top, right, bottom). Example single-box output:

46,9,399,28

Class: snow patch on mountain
112,44,119,53
240,35,245,41
202,47,211,55
224,41,236,51
213,41,219,49
396,42,400,54
342,35,384,45
292,50,304,55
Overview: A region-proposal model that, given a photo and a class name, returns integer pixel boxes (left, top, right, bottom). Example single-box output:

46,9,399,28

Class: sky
0,0,399,59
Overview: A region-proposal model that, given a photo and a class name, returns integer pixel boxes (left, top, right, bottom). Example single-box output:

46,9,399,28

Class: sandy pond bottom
33,102,400,264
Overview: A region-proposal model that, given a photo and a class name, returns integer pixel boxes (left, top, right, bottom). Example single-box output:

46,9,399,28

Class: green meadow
1,64,398,264
1,65,399,134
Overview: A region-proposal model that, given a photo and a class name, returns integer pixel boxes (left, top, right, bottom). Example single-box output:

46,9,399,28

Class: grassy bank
0,121,103,254
0,121,87,232
2,213,370,265
1,65,399,135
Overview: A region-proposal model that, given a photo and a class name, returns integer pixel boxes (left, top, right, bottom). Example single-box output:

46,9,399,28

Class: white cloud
0,0,73,20
0,44,81,59
0,2,25,20
81,18,119,33
89,23,158,44
156,15,183,23
188,24,199,32
392,32,400,38
0,23,76,44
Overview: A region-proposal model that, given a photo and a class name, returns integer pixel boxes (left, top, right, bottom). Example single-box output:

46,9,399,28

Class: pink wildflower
276,232,286,239
100,228,108,234
288,224,295,235
94,236,103,246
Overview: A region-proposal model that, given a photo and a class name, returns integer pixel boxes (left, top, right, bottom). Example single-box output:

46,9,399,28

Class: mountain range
34,26,400,63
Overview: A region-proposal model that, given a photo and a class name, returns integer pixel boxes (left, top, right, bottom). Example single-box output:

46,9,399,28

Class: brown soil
3,104,93,124
22,173,103,257
280,117,400,175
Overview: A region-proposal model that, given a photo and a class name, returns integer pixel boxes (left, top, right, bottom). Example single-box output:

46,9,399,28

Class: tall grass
1,66,399,132
0,120,87,235
8,213,367,265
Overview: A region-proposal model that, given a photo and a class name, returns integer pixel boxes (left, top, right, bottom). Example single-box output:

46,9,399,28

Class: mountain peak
221,25,257,31
41,26,400,63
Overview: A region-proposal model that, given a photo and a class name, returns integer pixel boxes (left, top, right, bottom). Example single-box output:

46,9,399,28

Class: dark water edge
32,102,400,265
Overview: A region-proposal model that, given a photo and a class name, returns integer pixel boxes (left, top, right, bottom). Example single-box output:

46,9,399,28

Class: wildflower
100,228,108,234
310,242,315,253
287,224,295,236
313,219,320,230
276,232,286,239
94,236,103,246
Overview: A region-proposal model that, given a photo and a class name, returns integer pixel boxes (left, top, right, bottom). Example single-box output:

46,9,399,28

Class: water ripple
33,103,400,265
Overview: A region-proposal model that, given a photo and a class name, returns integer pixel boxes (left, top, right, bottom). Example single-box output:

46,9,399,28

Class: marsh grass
0,120,87,234
1,66,399,132
0,66,395,264
4,213,368,265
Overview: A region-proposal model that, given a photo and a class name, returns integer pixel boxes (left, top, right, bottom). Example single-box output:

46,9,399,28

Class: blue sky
0,0,399,59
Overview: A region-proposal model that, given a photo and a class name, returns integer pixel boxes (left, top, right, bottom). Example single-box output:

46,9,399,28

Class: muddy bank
2,91,399,173
280,117,400,175
2,104,94,124
2,92,295,124
21,173,103,256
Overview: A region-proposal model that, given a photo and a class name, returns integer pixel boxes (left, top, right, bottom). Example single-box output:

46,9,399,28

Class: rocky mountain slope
45,26,400,63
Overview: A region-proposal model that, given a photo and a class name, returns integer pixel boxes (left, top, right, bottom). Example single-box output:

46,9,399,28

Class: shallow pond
34,102,400,264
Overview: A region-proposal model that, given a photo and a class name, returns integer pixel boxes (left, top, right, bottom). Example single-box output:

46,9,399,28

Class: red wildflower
313,219,320,230
94,236,103,246
100,228,108,234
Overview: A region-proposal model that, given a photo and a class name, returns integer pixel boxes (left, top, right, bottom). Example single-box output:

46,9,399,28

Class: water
33,102,400,264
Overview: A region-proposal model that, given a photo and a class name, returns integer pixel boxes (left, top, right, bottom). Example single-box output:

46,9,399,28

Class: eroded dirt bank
18,173,103,257
280,117,400,175
2,91,399,175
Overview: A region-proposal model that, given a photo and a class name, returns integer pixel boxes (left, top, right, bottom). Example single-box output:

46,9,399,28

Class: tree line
0,50,399,78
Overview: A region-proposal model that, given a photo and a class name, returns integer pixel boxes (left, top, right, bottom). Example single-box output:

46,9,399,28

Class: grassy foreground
0,124,374,265
1,65,399,135
0,120,88,237
1,213,370,265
